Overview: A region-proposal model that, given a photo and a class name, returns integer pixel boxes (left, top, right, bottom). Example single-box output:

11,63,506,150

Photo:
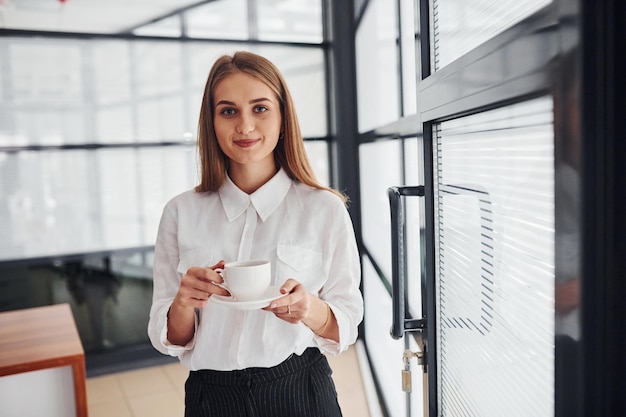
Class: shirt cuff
311,304,347,356
159,311,198,356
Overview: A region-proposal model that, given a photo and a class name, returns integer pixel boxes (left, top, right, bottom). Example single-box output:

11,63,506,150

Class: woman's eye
254,105,269,113
220,108,236,116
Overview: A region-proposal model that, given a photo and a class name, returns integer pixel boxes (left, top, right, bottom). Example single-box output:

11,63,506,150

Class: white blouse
148,168,363,371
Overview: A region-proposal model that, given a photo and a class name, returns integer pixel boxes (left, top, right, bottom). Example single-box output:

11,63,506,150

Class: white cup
218,260,271,301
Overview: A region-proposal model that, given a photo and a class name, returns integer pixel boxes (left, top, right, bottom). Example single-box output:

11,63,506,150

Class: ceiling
0,0,209,34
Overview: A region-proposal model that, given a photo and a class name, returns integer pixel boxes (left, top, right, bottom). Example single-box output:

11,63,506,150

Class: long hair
195,51,346,203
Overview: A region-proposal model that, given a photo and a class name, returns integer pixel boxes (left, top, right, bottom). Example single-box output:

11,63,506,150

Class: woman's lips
233,139,260,148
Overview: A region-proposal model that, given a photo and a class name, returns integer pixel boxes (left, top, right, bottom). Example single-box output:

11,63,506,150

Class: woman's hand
167,260,228,346
263,279,339,342
172,260,229,310
263,278,312,323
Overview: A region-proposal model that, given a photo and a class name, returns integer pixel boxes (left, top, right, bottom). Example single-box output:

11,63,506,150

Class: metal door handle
388,186,426,339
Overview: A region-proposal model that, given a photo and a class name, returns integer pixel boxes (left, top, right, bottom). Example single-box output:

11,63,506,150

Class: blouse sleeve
313,202,364,355
147,203,197,356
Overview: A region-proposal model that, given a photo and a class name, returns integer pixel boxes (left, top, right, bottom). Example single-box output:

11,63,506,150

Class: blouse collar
219,168,292,223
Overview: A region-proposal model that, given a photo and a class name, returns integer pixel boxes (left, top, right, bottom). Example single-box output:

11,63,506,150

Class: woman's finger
279,278,300,294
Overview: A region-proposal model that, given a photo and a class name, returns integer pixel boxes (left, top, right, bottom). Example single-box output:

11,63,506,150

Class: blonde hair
194,51,346,203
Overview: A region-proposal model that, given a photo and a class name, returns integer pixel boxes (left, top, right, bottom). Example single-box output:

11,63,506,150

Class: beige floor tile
86,374,125,406
326,345,356,376
116,366,175,398
128,390,185,417
161,362,188,399
88,399,133,417
327,346,372,417
161,362,189,384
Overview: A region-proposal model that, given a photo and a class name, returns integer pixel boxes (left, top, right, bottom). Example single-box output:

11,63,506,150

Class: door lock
404,348,424,365
401,349,424,393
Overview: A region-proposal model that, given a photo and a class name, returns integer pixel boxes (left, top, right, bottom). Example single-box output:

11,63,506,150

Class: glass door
430,99,556,416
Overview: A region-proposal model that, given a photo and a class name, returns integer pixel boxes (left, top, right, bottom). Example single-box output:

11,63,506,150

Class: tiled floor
87,343,373,417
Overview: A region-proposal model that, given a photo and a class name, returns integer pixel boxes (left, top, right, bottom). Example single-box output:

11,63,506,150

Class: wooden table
0,303,87,417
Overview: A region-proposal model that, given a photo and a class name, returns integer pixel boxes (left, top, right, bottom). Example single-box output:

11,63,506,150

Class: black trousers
184,348,343,417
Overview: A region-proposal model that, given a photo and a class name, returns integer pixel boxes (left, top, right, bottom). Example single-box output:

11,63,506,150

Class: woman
148,51,363,417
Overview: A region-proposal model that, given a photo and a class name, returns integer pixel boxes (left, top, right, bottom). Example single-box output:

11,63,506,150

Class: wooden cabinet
0,304,87,417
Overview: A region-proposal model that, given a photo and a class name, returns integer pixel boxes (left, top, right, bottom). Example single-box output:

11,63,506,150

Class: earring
279,132,284,140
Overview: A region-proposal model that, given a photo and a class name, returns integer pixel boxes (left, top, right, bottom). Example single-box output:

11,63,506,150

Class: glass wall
356,0,422,415
0,38,327,146
355,0,400,132
0,0,329,365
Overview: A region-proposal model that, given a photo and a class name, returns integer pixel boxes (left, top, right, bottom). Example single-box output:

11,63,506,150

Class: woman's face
213,72,282,173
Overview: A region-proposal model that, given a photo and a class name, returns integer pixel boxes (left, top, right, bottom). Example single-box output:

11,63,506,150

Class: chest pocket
176,248,215,275
275,243,322,288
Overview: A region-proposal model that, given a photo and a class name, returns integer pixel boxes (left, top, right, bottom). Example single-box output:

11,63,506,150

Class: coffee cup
217,260,271,301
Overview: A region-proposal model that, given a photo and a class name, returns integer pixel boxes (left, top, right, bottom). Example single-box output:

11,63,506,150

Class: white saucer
211,285,287,310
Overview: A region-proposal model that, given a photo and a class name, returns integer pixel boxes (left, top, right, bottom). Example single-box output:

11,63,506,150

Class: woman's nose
236,114,254,134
